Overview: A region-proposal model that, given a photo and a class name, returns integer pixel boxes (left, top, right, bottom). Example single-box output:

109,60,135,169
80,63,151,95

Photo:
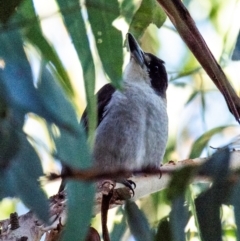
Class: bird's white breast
93,81,168,171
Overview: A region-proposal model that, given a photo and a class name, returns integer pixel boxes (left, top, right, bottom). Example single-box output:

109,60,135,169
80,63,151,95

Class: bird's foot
98,179,116,195
120,179,136,196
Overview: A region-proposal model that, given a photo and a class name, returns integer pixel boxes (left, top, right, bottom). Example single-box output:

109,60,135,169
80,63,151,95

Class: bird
59,33,168,191
86,33,168,174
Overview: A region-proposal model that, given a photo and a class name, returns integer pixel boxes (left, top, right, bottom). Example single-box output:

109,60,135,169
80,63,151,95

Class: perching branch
1,151,240,241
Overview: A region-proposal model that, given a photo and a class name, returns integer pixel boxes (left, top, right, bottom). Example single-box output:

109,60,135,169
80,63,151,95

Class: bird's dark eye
154,65,159,72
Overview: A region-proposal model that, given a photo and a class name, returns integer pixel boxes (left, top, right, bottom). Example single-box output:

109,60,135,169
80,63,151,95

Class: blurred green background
1,0,240,240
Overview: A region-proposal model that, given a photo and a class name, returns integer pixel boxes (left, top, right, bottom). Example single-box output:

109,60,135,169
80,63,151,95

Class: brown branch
157,0,240,123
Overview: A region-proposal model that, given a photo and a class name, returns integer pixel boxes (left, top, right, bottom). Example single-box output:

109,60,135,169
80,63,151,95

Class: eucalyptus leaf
167,166,196,201
37,63,79,133
154,217,172,241
5,134,49,223
110,208,127,241
0,0,24,23
195,149,231,241
0,30,76,132
61,181,95,241
230,179,240,241
125,201,153,241
169,195,188,241
189,125,232,159
17,0,74,97
198,148,230,182
54,123,91,170
86,0,123,89
26,26,75,97
0,170,16,199
120,0,136,24
129,0,166,40
232,31,240,60
0,119,20,167
56,0,97,144
195,186,222,241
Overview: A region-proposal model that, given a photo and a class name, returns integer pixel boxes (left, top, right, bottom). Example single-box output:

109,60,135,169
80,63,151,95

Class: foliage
1,0,240,241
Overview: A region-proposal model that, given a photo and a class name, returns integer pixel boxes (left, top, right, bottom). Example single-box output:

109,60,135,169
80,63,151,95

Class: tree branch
1,151,240,241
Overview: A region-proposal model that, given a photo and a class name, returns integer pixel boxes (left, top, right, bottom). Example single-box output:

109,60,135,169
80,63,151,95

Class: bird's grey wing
81,83,116,132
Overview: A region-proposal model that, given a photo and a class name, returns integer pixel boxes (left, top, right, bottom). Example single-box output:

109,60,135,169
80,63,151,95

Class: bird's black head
143,52,168,98
126,33,168,98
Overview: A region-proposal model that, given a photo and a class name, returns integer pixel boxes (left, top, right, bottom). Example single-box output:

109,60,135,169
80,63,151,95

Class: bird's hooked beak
127,33,145,68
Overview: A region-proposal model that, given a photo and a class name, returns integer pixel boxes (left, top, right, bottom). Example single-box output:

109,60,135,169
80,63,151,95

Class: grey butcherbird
59,33,168,190
59,33,168,241
91,33,168,174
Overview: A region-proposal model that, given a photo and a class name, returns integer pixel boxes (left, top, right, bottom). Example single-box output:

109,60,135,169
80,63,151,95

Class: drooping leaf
195,186,222,241
86,0,123,89
0,119,20,167
195,149,231,241
110,208,127,241
37,63,79,134
198,148,230,183
154,217,172,241
232,31,240,60
0,170,16,199
5,134,49,223
56,0,97,145
167,166,196,201
53,123,91,170
120,0,136,24
230,179,240,241
129,0,166,40
0,30,76,132
189,125,232,159
169,195,188,241
185,90,198,105
0,0,24,23
125,201,153,241
17,0,75,98
61,181,95,241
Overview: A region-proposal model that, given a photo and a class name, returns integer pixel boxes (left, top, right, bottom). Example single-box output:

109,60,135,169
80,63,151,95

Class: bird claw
120,179,136,196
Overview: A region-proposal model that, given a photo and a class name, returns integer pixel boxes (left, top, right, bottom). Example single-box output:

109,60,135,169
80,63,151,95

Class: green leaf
0,0,24,23
61,181,95,241
0,30,76,132
154,217,172,241
232,31,240,60
189,125,233,159
185,90,198,105
17,0,75,98
110,208,127,241
86,0,123,89
195,186,222,241
56,0,97,145
26,27,74,97
167,166,196,201
53,123,91,170
198,148,230,183
120,0,136,24
169,196,188,241
195,149,231,241
6,134,49,223
125,201,153,241
230,180,240,241
0,170,16,199
129,0,166,40
37,63,79,133
0,119,20,167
